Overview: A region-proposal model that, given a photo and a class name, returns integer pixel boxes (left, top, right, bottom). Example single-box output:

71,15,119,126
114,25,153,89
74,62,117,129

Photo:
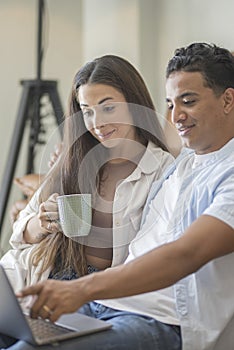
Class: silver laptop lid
0,264,111,345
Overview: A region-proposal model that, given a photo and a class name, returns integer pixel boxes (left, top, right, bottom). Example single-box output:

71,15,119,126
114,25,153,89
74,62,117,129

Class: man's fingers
17,284,49,319
17,283,43,298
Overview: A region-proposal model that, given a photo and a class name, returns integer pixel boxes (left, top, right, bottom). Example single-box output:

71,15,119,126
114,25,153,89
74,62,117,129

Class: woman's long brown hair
31,55,170,278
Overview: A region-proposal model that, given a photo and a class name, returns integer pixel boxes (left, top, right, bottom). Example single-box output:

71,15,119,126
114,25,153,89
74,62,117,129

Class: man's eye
167,103,173,110
183,99,195,105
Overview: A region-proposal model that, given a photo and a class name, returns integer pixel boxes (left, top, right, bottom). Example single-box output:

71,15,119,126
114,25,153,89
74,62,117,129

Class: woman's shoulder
147,141,175,162
136,141,175,177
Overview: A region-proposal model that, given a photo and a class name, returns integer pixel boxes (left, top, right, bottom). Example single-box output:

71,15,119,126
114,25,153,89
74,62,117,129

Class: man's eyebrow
180,92,199,98
80,97,113,107
166,92,199,102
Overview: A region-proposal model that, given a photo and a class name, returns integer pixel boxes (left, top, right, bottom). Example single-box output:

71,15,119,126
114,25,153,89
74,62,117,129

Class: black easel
0,0,63,233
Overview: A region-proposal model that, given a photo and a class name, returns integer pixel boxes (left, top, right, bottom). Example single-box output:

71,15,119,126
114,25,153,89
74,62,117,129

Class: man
4,43,234,350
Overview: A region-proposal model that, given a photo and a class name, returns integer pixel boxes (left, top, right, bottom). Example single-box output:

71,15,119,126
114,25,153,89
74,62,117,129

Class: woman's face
78,83,138,148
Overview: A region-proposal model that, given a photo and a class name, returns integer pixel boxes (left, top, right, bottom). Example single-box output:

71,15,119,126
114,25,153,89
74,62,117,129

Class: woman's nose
92,108,105,129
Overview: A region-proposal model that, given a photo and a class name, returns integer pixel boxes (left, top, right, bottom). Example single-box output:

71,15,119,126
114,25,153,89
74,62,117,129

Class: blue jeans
1,302,181,350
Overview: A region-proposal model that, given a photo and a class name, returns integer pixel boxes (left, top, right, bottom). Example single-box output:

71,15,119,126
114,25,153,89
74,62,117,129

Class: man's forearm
78,244,190,302
18,216,233,322
83,216,234,302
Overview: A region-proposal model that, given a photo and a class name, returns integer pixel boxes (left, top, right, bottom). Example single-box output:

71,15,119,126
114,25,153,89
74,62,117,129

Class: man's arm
18,215,234,322
88,215,234,297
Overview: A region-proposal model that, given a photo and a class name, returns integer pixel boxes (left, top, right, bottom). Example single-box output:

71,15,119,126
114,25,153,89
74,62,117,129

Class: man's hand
17,279,88,322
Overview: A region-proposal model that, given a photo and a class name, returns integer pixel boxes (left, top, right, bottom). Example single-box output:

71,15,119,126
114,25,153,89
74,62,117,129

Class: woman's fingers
38,193,61,233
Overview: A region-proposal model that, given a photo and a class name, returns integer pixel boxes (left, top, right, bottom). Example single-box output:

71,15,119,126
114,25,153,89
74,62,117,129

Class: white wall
82,0,140,65
1,0,234,253
0,0,83,252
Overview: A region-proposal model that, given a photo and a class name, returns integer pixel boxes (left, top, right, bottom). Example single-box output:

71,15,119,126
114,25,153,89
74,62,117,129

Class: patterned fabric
48,264,98,281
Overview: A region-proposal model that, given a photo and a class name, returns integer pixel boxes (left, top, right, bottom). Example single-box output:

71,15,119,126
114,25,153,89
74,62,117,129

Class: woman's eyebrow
80,97,114,108
98,97,114,104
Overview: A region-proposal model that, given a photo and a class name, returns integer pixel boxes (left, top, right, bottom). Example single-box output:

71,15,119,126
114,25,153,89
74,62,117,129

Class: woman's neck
108,139,147,164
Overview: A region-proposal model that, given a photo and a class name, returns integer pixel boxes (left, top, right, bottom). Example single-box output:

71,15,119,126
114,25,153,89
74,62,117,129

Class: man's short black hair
166,42,234,95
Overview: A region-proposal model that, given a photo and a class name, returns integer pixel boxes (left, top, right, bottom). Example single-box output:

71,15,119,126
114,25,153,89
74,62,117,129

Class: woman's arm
10,192,60,246
23,193,61,244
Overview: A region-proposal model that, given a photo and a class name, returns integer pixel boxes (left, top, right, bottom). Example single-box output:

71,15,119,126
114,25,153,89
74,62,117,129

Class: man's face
166,71,229,154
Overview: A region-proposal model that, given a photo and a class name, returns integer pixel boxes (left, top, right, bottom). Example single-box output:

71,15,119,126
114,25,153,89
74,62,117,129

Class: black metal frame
0,1,63,233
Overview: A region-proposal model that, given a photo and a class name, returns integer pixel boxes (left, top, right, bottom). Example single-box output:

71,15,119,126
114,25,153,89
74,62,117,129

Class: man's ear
223,88,234,114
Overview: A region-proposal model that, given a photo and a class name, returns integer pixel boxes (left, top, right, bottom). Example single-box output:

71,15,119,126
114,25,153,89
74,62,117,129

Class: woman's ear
223,88,234,114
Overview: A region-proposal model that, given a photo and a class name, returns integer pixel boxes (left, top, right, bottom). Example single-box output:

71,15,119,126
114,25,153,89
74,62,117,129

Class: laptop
0,264,112,345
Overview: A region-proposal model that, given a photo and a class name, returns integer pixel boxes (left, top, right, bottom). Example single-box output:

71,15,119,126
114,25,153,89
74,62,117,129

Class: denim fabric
2,302,181,350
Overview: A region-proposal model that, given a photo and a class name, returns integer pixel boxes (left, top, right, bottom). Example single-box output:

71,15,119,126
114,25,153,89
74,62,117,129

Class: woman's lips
97,129,116,140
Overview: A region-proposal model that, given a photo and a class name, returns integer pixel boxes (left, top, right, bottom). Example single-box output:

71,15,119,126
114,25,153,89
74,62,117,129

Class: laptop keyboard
26,314,73,341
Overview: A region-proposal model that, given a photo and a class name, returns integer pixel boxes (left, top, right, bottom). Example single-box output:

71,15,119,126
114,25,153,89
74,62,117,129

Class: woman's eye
103,105,115,113
82,110,92,117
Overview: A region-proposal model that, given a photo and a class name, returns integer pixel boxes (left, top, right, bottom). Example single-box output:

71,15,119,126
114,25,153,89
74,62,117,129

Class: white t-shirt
100,158,184,325
101,144,234,325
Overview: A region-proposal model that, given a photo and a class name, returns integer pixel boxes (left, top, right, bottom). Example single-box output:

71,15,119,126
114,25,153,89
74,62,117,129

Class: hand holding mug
38,193,61,234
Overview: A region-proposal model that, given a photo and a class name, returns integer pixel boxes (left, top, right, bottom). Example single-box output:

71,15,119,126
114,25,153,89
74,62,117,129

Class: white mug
57,194,92,238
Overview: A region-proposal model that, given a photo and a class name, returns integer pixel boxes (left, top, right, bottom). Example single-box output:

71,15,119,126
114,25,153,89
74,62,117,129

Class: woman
2,55,174,289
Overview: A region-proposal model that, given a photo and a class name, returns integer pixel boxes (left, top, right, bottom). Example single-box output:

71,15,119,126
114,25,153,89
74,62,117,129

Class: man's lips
176,124,195,136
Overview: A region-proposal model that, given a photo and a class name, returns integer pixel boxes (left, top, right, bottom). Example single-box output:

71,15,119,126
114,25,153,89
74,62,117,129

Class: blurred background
0,0,234,253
